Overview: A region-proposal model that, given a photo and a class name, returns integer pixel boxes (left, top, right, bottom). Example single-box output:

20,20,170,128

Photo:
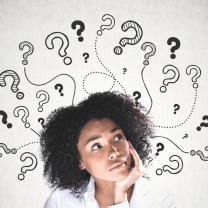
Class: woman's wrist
113,186,128,205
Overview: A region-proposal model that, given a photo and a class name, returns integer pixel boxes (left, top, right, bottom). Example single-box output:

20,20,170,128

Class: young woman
40,91,176,208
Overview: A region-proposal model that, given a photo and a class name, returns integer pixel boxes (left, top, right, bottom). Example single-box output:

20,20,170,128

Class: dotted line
83,36,127,96
17,141,39,151
152,88,197,128
95,37,113,76
83,72,116,94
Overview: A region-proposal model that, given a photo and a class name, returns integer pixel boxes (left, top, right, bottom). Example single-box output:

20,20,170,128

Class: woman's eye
92,144,101,150
114,134,123,141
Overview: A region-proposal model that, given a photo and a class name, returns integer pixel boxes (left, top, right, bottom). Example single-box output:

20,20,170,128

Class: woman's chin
112,170,130,181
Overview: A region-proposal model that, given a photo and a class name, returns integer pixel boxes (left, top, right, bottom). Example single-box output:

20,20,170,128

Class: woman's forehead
83,118,118,132
78,118,120,142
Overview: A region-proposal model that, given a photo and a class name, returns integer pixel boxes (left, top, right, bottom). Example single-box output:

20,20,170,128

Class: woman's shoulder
44,187,85,208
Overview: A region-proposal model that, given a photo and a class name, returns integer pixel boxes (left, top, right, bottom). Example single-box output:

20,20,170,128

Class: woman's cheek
87,152,103,168
119,140,129,155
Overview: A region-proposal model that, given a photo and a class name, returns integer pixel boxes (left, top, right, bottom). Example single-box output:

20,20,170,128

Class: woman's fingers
129,149,145,177
128,141,136,151
129,141,140,167
128,141,145,172
129,148,140,168
129,141,141,160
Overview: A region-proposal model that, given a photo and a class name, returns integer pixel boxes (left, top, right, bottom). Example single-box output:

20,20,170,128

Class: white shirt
44,176,176,208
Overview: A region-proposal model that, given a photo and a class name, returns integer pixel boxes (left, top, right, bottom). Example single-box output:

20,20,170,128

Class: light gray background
0,0,208,207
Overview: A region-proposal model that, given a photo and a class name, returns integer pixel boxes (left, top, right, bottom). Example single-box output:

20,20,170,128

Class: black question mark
38,118,45,127
0,110,12,129
123,68,127,74
133,91,141,107
156,143,164,156
55,84,64,96
173,104,180,114
197,115,208,131
167,37,180,59
71,20,85,42
83,53,89,63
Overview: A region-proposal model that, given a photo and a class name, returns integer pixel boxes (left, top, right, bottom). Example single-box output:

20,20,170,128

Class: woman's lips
109,162,126,171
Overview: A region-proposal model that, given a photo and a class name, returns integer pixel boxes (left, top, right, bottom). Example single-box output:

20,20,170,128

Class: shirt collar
83,176,97,208
86,175,96,195
83,175,95,200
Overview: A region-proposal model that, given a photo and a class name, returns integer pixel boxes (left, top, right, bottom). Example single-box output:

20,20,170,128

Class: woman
40,91,176,208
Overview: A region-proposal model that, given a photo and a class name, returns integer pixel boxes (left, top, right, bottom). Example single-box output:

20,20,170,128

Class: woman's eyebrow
85,136,100,146
85,127,121,146
110,127,121,134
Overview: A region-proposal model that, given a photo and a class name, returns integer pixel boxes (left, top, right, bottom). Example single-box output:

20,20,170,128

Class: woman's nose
108,144,120,159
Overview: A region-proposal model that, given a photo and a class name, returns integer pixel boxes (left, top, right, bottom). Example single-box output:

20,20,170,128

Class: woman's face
77,118,132,181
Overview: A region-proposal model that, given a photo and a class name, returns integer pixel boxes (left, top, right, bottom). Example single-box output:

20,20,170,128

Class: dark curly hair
39,91,155,198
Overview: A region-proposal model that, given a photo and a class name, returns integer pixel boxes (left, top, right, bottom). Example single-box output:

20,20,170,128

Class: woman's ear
78,155,85,170
79,161,85,170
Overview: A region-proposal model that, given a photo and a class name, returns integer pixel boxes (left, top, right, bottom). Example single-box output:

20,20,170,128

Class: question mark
18,152,38,181
156,155,183,175
55,84,64,96
167,37,180,59
196,115,208,131
97,14,115,36
141,42,156,66
71,20,85,42
36,90,50,112
0,143,17,158
0,110,12,128
156,143,164,156
114,20,143,55
83,53,89,63
160,65,180,93
123,68,127,74
19,41,34,65
0,70,24,99
13,106,30,128
186,65,201,89
38,118,45,127
133,91,141,107
182,134,188,139
45,32,72,65
174,104,180,114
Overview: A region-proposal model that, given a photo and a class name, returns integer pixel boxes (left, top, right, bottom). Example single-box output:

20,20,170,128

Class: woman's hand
115,141,145,191
113,141,146,204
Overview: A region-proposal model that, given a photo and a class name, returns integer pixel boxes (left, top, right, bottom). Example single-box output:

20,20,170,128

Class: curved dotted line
152,88,197,128
16,141,39,151
141,66,153,116
90,36,127,96
95,37,113,76
83,72,116,94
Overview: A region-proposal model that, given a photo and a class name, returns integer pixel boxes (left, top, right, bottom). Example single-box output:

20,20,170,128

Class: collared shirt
44,175,176,208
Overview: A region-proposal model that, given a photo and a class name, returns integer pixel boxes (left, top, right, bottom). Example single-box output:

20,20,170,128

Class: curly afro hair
39,91,155,198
